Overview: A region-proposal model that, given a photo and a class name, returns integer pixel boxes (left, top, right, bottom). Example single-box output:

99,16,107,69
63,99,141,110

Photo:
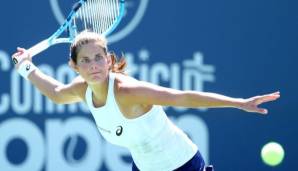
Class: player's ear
107,53,112,69
68,59,79,73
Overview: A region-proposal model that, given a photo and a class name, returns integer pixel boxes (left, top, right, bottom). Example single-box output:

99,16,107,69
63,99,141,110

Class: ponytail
109,52,127,74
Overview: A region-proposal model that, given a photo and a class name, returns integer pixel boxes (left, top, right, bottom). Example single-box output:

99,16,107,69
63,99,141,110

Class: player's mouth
90,71,101,75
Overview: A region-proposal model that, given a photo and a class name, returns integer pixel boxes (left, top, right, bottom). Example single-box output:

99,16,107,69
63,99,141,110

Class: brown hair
70,31,127,74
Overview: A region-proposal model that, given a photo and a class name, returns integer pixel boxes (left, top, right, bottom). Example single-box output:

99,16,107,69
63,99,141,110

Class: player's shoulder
113,72,157,95
113,72,140,87
112,73,142,105
70,75,87,86
113,73,138,83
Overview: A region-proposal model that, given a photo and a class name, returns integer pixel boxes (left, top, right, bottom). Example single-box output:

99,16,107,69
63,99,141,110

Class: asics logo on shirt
116,126,123,136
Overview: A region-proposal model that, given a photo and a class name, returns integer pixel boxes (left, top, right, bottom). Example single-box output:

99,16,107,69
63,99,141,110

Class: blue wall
0,0,297,170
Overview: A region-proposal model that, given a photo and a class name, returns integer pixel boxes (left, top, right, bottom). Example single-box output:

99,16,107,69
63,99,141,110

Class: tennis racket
28,0,125,58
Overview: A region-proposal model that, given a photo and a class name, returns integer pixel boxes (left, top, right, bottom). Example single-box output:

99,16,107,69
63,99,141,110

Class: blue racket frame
28,0,125,58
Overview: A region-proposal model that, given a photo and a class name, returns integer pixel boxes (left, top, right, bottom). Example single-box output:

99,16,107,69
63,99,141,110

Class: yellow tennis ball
261,142,285,166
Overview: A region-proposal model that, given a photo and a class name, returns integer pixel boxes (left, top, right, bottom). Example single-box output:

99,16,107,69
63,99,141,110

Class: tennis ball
261,142,285,166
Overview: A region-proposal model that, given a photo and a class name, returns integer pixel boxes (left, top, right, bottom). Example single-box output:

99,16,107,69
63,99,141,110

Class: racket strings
75,0,120,35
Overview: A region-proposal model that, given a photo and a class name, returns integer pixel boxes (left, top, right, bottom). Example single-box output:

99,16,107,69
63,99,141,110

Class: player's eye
81,58,90,63
95,54,103,61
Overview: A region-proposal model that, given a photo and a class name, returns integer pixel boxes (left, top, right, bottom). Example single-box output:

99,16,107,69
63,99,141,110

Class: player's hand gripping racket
27,0,125,58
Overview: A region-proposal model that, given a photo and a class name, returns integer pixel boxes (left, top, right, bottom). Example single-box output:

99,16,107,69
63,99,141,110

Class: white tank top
85,73,198,171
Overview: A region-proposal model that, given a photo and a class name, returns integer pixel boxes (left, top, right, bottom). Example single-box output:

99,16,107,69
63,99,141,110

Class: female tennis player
12,31,280,171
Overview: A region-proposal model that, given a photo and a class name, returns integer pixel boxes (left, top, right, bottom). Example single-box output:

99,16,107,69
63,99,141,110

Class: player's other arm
12,47,84,104
120,78,280,114
29,70,84,104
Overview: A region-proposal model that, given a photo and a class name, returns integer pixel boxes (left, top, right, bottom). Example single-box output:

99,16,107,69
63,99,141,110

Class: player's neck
89,78,109,103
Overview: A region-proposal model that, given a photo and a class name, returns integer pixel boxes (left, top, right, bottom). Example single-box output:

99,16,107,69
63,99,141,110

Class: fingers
251,91,280,114
12,47,25,57
12,47,30,66
255,91,280,105
269,91,280,97
17,47,25,51
260,95,279,103
12,52,19,58
17,47,27,55
257,108,268,115
267,91,280,96
256,91,280,98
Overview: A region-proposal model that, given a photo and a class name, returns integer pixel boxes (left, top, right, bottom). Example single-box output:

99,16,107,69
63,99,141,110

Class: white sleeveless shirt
85,73,198,171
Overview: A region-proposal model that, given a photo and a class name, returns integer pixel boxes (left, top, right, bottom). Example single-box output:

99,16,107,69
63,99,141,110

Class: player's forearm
28,68,64,103
183,91,244,109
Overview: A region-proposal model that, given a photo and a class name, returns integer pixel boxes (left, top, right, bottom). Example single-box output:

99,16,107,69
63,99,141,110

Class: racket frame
28,0,125,58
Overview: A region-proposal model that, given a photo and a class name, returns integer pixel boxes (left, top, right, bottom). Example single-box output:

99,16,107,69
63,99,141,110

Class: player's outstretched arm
120,77,280,114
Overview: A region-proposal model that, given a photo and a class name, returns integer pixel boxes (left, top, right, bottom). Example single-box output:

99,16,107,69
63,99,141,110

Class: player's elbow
52,97,65,104
47,93,64,104
47,88,68,104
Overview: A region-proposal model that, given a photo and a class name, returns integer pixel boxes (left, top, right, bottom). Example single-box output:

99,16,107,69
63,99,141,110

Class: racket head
72,0,125,39
28,0,125,58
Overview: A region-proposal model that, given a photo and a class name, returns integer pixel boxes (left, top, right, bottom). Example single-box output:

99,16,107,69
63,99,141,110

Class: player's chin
88,75,106,83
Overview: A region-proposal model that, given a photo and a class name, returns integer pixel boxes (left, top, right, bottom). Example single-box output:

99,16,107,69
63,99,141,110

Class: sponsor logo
97,126,111,134
116,126,123,136
26,64,31,71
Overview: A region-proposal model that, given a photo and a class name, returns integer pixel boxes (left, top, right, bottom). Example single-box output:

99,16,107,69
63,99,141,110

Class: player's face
75,41,111,84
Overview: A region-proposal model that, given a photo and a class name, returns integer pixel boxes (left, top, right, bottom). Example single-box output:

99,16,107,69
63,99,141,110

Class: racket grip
27,39,50,58
205,165,214,171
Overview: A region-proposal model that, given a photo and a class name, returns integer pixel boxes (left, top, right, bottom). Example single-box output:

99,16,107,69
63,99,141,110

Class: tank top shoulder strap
85,86,93,108
106,72,116,104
